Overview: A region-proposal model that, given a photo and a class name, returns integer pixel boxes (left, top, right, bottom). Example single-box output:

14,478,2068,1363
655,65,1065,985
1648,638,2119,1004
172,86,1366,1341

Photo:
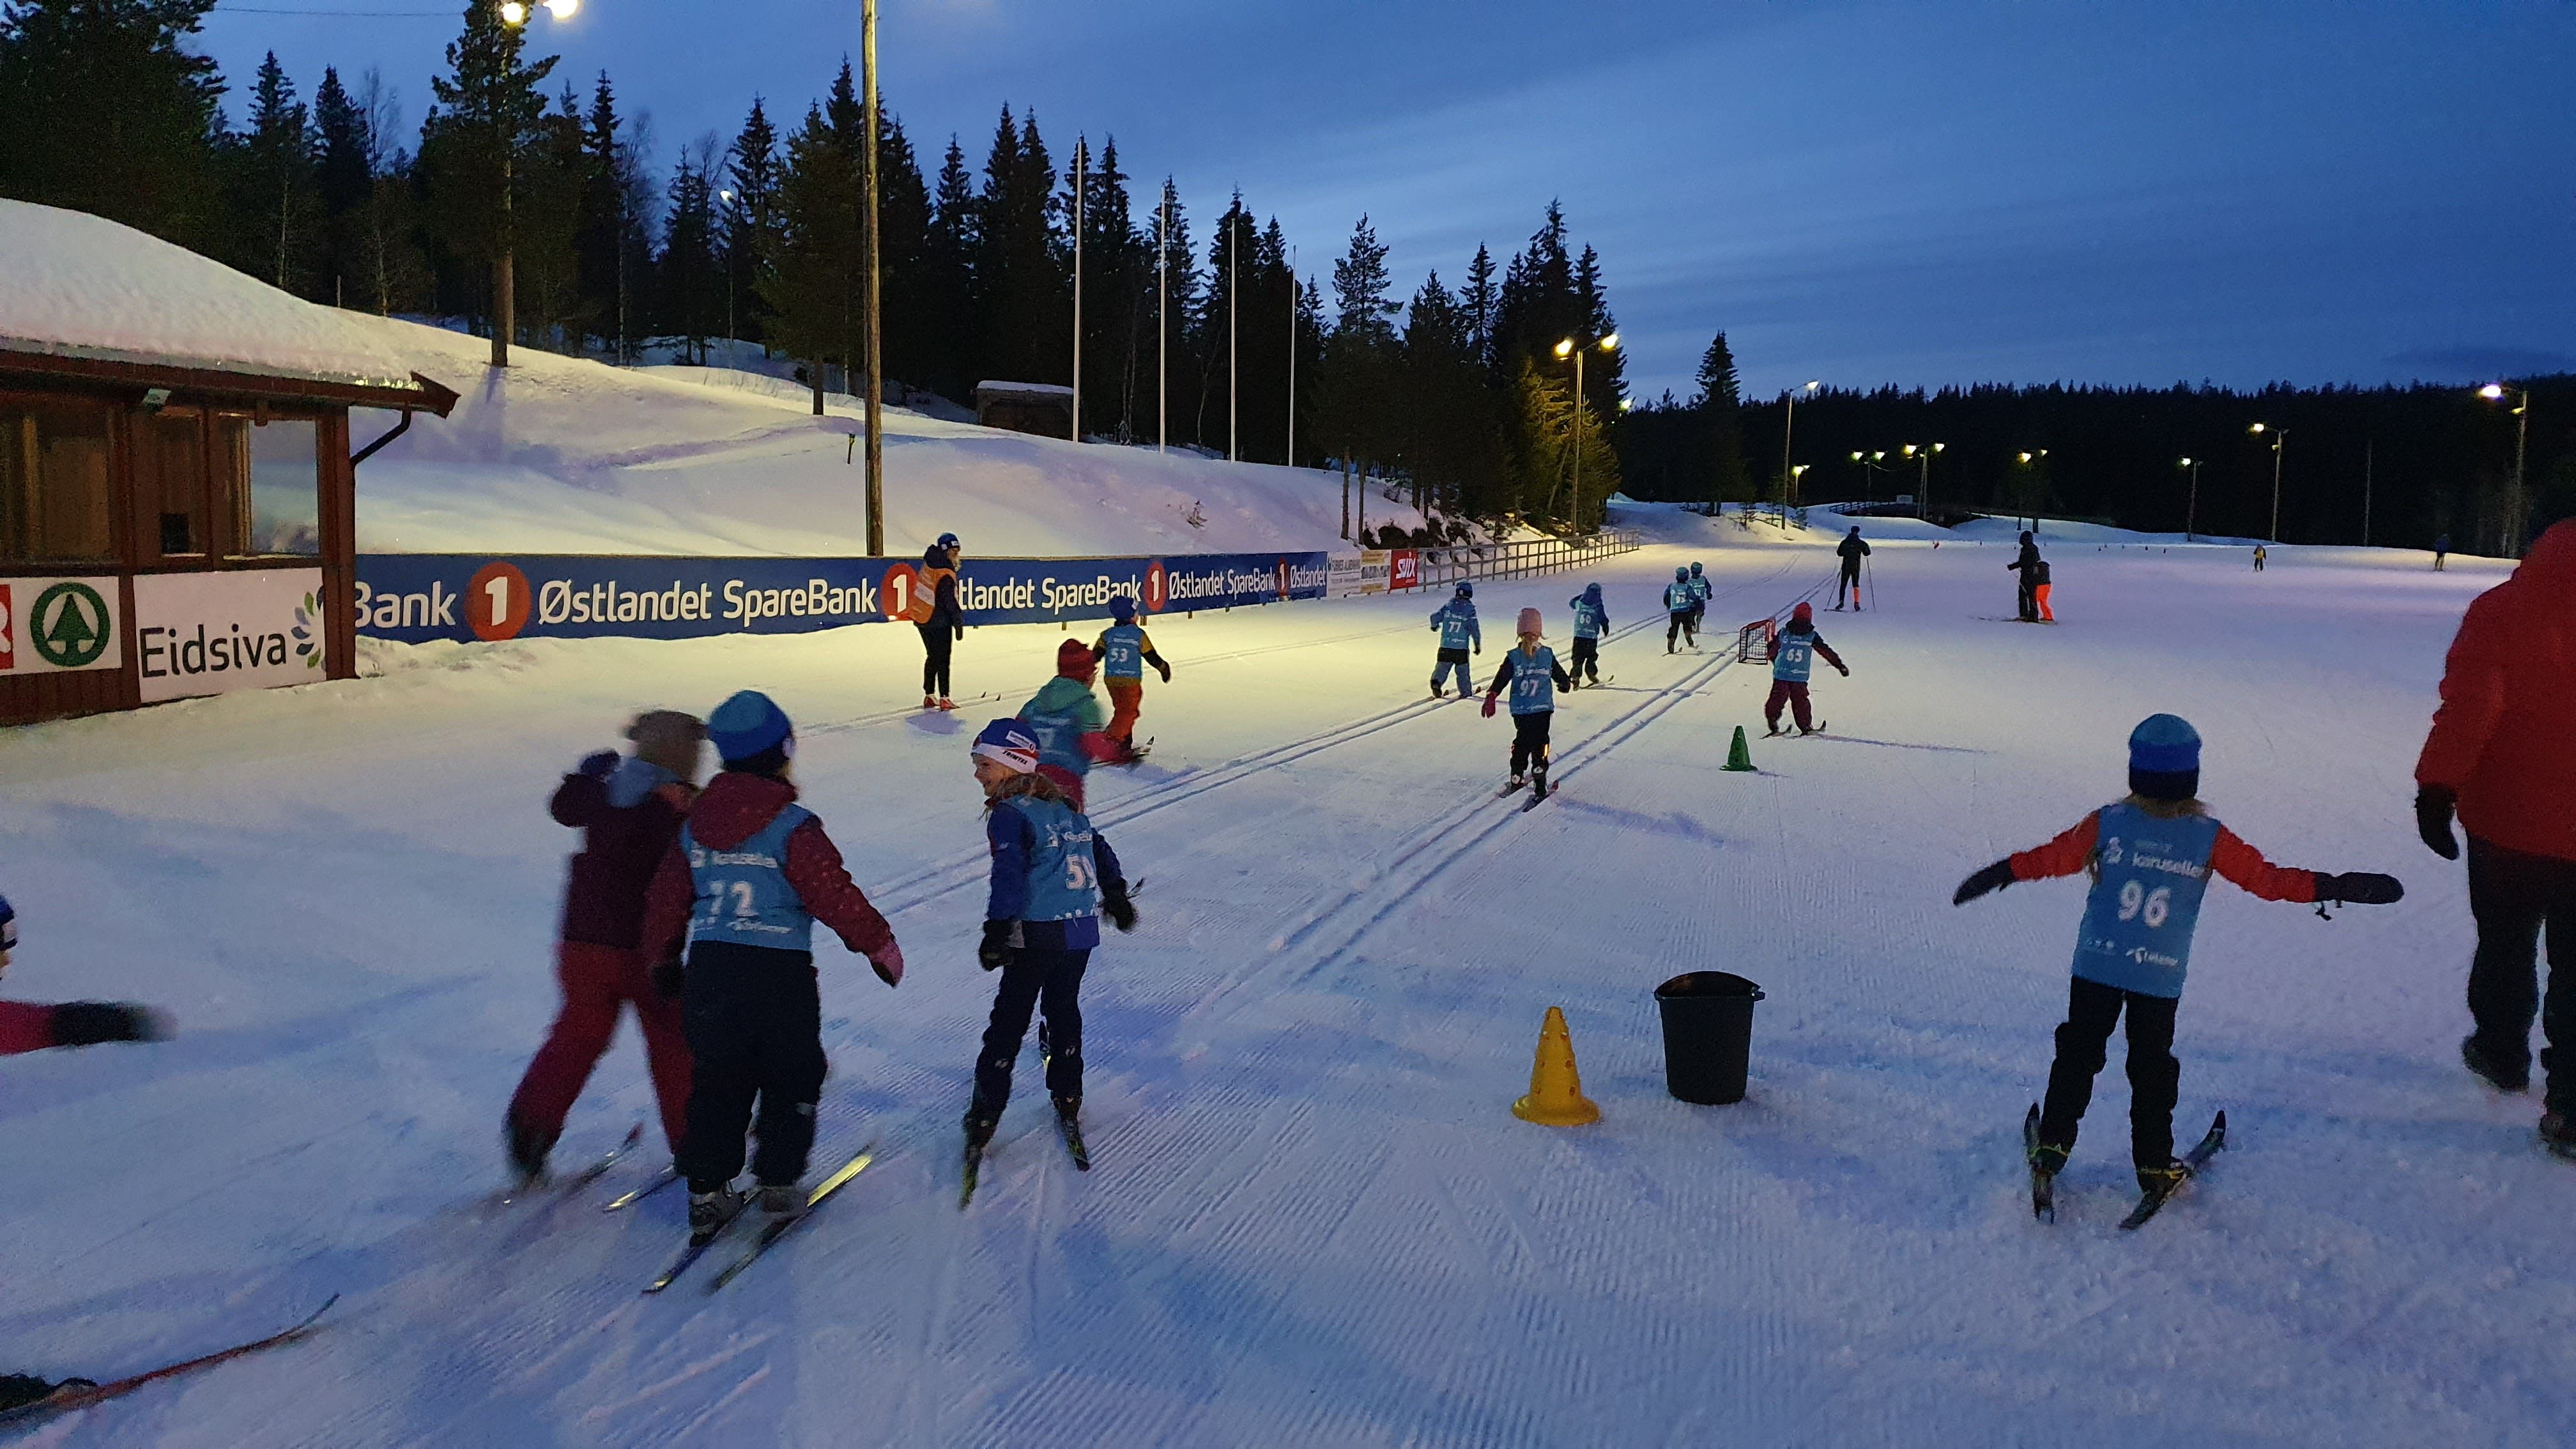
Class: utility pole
1781,380,1818,504
1286,245,1296,466
492,144,513,367
1155,194,1167,454
2178,456,2202,541
861,0,884,555
2251,422,2286,543
1227,210,1238,463
2362,439,2373,547
1071,137,1084,445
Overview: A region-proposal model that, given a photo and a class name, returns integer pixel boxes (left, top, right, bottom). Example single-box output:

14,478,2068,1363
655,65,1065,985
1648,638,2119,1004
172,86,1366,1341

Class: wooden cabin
0,200,455,724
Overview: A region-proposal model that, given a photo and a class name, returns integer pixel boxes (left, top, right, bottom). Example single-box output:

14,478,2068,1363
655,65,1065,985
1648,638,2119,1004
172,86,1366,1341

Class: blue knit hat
2128,713,2201,800
707,690,793,763
1110,595,1136,623
970,717,1040,774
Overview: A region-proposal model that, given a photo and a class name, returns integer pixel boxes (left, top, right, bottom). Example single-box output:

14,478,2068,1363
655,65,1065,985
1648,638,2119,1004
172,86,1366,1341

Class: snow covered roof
0,200,452,406
974,380,1074,402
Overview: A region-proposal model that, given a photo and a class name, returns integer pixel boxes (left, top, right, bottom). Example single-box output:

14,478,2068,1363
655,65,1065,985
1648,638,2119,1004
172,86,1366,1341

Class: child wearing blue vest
640,691,905,1237
965,719,1135,1158
1764,601,1847,735
1954,715,2402,1197
1663,568,1699,652
1021,640,1121,808
1091,596,1171,755
1429,581,1482,698
1482,607,1572,797
1687,562,1712,629
1566,582,1609,687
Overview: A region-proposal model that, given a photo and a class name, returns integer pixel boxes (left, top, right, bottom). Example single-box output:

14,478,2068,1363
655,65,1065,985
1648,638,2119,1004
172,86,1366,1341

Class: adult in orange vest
910,533,966,710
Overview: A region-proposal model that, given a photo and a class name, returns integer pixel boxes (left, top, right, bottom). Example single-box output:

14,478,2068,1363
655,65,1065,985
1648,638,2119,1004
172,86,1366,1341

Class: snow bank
348,316,1429,557
0,201,422,390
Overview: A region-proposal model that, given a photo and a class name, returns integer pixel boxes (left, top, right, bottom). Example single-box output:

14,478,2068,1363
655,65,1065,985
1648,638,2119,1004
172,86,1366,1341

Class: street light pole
1287,245,1296,466
1903,441,1945,520
1155,194,1167,455
2481,383,2531,554
1227,210,1238,463
860,0,884,555
1781,379,1819,505
1555,333,1619,533
2251,422,2286,542
2177,457,2202,540
1070,137,1082,445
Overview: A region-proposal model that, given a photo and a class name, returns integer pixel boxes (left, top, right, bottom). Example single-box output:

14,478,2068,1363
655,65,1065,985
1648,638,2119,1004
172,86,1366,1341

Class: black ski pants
1510,710,1553,778
918,622,954,697
1666,609,1695,649
975,946,1091,1109
1569,636,1599,684
2464,837,2576,1111
2037,975,2181,1170
677,942,827,1191
2015,578,2038,622
1838,562,1862,608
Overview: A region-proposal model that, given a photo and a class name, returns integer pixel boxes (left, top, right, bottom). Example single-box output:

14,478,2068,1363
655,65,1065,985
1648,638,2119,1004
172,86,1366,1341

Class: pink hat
1516,607,1543,636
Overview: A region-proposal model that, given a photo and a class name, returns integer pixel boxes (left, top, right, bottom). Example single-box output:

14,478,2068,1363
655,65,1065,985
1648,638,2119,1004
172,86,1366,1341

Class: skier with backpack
1763,602,1848,735
1091,596,1171,759
1566,581,1609,687
638,691,906,1241
1952,714,2402,1221
960,718,1137,1196
1836,526,1871,609
1664,567,1699,652
1483,607,1574,800
1429,581,1482,698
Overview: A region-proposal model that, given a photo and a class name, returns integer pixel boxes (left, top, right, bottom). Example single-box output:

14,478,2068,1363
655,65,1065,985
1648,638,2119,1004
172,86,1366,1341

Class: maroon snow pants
1764,679,1814,732
509,941,694,1156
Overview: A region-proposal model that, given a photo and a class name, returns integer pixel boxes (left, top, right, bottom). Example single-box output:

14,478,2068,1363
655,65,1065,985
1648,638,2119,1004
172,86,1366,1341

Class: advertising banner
1353,550,1391,594
353,552,1331,646
134,568,327,703
0,576,123,676
1388,549,1421,591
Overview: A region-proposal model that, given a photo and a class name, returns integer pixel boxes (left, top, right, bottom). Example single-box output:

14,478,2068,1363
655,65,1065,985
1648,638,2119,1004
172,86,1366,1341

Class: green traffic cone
1723,724,1757,772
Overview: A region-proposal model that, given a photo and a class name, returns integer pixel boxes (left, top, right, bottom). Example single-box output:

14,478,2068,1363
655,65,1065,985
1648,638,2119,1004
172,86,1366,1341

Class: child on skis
1664,567,1699,652
1483,607,1572,799
1429,581,1482,697
962,719,1137,1171
1566,581,1609,687
1952,714,2402,1206
1764,601,1847,735
1687,562,1713,632
505,710,705,1185
1091,596,1171,758
0,893,168,1057
640,691,905,1238
1021,640,1122,808
2030,558,2055,622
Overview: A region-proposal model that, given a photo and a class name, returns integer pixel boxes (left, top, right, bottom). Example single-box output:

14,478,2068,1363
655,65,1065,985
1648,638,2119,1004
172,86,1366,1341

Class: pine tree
1460,243,1498,368
225,52,319,294
720,98,781,348
1316,212,1399,481
0,0,226,247
345,68,427,314
657,136,722,363
875,109,933,394
1144,177,1196,447
758,104,861,391
420,0,560,356
922,135,977,400
1694,331,1753,504
970,105,1063,388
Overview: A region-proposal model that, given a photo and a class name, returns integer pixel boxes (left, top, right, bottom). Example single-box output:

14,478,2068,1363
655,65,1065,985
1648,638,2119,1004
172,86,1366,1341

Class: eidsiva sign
0,577,123,675
135,568,326,703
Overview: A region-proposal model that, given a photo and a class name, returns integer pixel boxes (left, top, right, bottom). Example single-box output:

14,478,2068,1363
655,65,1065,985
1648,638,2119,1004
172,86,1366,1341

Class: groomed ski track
0,513,2559,1447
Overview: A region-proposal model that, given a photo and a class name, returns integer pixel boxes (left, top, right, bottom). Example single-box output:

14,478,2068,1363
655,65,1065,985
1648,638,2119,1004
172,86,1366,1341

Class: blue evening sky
197,1,2574,401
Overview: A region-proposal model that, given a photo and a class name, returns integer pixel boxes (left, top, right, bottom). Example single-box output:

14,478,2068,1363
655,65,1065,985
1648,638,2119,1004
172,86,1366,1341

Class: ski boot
936,696,958,712
2462,1035,2531,1093
2540,1110,2576,1162
923,694,939,710
1530,762,1549,801
2027,1141,2067,1178
2136,1160,2190,1199
503,1116,554,1188
687,1185,746,1243
755,1181,806,1222
963,1101,1000,1153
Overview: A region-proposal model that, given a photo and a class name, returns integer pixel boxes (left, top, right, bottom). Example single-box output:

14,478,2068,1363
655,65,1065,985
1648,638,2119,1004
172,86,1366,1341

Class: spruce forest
0,0,2561,553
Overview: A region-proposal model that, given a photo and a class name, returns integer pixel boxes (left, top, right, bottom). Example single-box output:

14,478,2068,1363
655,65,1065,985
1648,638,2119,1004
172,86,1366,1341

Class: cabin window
0,400,114,564
140,408,208,558
215,414,322,557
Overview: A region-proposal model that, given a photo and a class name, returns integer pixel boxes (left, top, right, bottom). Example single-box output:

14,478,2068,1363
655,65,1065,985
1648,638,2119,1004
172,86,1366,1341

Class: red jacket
1,1000,55,1055
639,772,898,966
552,770,694,950
2008,808,2318,903
2416,521,2576,862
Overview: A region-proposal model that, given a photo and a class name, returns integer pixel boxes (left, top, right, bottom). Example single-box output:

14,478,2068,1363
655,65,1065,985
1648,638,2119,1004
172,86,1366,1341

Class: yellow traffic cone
1723,724,1757,772
1512,1006,1602,1126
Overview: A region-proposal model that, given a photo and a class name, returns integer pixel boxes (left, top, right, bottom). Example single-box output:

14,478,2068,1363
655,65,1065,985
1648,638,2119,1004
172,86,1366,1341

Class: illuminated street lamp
1554,333,1620,533
2012,450,2048,531
2176,456,2202,540
2250,422,2286,542
1901,441,1945,519
1851,449,1894,509
1781,379,1820,505
2480,383,2532,555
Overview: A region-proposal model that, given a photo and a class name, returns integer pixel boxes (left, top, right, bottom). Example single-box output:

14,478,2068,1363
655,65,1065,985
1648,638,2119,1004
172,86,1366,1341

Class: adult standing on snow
2007,530,2044,622
1428,581,1482,698
2434,533,2451,572
910,533,966,710
1764,601,1847,735
1836,526,1871,610
505,710,705,1185
2414,518,2576,1155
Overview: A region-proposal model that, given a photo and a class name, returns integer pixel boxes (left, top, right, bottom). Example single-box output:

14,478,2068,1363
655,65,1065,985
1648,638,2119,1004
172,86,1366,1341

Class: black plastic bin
1655,971,1765,1105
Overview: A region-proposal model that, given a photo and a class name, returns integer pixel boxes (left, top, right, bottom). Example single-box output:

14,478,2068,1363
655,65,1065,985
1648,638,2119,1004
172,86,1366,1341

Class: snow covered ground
346,318,1430,558
1,510,2562,1447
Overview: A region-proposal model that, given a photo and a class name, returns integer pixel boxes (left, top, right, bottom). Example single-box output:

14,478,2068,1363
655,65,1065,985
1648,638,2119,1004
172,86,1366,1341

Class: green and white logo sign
0,576,123,675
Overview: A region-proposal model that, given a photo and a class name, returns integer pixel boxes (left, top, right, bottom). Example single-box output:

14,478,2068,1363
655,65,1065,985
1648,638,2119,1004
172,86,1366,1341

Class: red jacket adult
638,771,899,974
2415,520,2576,863
552,768,694,949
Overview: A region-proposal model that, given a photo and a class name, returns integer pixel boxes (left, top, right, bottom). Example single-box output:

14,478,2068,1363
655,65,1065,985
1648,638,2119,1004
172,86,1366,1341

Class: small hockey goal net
1736,618,1778,664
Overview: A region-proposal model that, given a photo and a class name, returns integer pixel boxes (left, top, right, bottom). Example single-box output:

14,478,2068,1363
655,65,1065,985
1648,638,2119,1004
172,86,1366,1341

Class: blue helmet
1583,581,1602,599
1455,580,1473,599
1675,566,1689,581
1110,595,1136,623
1690,562,1704,576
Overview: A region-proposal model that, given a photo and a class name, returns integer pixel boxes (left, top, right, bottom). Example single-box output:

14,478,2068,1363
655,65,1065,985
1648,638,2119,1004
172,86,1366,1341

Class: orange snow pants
2035,583,2055,622
1106,678,1144,742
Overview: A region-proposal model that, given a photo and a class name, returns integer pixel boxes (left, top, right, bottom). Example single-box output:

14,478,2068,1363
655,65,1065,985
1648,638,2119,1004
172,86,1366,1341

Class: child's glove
2414,786,2459,860
1155,660,1172,684
2316,871,2404,905
1101,884,1137,933
652,952,686,1000
1836,663,1850,677
578,750,618,779
1952,860,2015,905
869,941,905,987
978,920,1014,970
49,1002,170,1047
1480,695,1498,719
